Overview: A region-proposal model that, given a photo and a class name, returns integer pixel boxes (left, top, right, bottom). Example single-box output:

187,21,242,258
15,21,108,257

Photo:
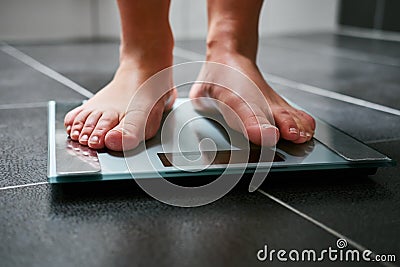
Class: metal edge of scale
47,101,395,178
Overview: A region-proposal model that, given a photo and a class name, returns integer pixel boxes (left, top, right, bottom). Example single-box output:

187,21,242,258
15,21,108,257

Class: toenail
72,130,79,137
289,127,298,134
261,124,278,130
306,132,312,138
80,135,88,141
300,131,306,137
90,136,99,143
66,125,71,132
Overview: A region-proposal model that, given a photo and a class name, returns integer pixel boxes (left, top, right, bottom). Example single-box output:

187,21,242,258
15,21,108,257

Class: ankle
119,31,174,68
117,46,173,77
206,22,258,61
205,47,256,69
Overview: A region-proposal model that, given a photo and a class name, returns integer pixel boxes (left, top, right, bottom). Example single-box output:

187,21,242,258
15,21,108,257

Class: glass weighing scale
47,98,394,184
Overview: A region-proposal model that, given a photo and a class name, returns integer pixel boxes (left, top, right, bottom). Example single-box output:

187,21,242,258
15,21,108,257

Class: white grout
265,37,400,67
266,74,400,116
365,137,400,144
0,43,94,98
173,46,400,117
0,182,48,191
0,102,48,110
258,189,396,267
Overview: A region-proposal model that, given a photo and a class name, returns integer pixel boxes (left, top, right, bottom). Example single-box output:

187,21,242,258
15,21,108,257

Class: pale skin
64,0,316,151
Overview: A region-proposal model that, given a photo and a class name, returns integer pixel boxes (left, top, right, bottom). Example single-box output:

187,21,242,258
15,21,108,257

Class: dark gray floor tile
16,42,119,93
276,32,400,59
16,43,188,94
261,140,400,261
256,44,400,110
0,183,368,267
262,34,400,68
0,107,48,187
0,50,85,104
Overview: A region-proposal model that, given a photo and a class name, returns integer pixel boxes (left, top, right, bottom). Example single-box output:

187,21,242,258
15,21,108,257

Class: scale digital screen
158,149,285,167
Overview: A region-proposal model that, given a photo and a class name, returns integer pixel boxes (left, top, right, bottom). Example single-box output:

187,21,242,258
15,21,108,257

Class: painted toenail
81,135,88,141
261,124,278,130
300,131,306,137
289,127,298,134
90,136,99,143
72,130,79,137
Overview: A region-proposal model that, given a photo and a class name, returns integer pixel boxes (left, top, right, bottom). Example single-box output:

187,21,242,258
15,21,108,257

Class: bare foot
64,62,176,151
189,51,315,146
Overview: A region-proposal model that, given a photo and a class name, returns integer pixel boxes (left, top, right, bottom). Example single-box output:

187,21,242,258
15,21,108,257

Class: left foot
189,50,315,146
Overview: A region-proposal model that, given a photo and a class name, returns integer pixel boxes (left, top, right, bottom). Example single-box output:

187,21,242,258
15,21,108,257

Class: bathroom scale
47,99,394,184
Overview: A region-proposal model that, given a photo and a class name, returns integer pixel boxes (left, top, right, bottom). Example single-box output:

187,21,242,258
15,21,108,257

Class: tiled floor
1,32,399,266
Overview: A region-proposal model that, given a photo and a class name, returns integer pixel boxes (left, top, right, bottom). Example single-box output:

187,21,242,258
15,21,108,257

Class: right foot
64,60,176,151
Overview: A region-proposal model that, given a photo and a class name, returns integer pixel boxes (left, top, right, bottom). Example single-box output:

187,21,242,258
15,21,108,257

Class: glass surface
48,100,395,183
158,149,285,167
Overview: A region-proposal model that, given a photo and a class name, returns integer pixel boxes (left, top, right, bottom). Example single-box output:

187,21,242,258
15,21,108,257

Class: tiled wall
0,0,339,41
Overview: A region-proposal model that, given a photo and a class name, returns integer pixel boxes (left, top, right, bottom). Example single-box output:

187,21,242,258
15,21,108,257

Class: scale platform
47,99,394,184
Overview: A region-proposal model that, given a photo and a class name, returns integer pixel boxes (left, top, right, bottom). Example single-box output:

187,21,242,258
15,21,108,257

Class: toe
290,115,310,144
87,111,119,149
297,110,316,141
64,106,83,134
292,127,309,144
244,115,280,146
105,116,141,151
78,111,102,145
274,108,301,141
223,97,279,146
274,107,315,143
298,110,316,130
70,110,91,140
105,102,165,151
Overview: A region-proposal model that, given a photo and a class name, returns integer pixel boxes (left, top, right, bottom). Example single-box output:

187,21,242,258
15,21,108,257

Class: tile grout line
173,46,400,117
263,38,400,67
0,182,48,191
0,43,94,99
365,137,400,144
0,102,48,110
257,189,396,267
